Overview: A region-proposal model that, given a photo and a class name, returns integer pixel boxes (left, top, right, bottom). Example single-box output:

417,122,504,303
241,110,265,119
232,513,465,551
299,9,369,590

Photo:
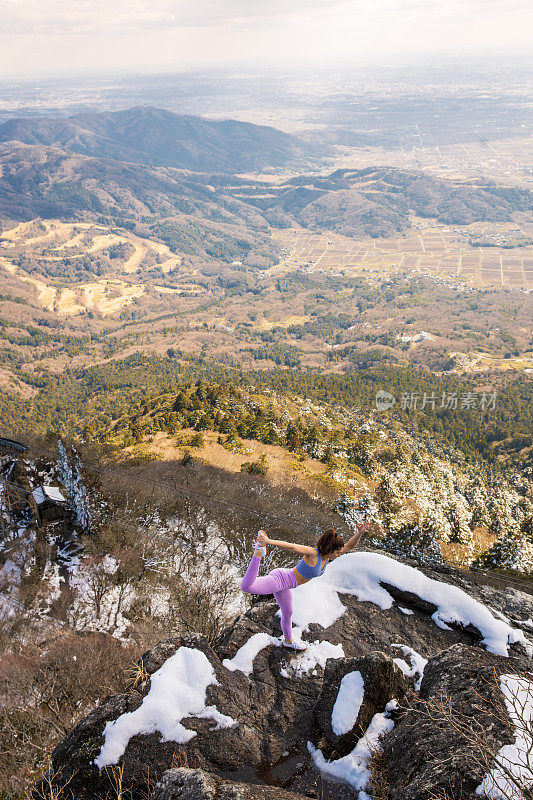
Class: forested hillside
0,109,531,260
0,106,310,173
241,167,533,237
1,356,531,473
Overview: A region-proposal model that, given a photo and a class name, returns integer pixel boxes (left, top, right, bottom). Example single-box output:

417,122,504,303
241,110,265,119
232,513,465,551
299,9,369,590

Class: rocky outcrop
47,553,533,800
151,768,310,800
382,643,517,800
314,652,409,758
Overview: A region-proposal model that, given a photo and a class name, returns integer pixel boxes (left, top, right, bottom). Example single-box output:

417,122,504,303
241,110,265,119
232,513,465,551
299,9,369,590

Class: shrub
182,450,193,465
241,454,269,476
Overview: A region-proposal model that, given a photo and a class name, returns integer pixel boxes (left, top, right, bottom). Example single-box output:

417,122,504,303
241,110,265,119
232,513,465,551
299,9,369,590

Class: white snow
309,699,398,793
280,636,345,677
31,485,66,504
475,673,533,800
0,557,22,620
398,606,414,615
332,671,365,736
94,646,236,769
290,552,531,657
222,632,279,675
488,606,511,624
43,485,66,502
38,561,63,614
390,643,428,691
0,531,36,620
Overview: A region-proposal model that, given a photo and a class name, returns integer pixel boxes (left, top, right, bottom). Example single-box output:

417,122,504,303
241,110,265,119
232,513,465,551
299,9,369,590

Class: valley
273,219,533,290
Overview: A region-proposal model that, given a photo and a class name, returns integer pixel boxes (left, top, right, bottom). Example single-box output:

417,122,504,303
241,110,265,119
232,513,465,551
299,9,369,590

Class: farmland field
272,218,533,289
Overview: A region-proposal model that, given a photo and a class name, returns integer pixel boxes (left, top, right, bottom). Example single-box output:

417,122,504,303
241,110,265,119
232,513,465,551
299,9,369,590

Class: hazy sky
1,0,532,77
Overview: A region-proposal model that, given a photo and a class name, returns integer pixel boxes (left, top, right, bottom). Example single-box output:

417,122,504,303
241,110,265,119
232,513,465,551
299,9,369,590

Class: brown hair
316,528,345,555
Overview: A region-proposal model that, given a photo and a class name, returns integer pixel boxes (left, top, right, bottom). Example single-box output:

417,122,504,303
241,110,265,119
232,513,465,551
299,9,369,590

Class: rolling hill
0,106,309,173
0,111,531,267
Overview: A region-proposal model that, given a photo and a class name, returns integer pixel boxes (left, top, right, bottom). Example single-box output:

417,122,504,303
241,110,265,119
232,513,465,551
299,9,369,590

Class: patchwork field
330,129,533,189
272,219,533,289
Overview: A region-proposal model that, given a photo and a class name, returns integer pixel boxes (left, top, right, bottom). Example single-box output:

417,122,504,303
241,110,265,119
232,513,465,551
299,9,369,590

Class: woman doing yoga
240,521,370,651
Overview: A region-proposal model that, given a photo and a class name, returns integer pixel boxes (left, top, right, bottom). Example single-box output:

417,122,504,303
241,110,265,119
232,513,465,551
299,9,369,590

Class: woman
240,520,370,651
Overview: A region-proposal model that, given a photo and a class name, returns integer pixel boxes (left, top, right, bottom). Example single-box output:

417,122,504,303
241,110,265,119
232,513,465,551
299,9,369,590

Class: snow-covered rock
48,553,532,800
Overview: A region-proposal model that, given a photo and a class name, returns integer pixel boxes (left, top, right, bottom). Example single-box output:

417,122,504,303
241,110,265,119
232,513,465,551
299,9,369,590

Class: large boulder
49,633,263,798
150,768,310,800
46,553,533,800
382,643,519,800
314,651,409,758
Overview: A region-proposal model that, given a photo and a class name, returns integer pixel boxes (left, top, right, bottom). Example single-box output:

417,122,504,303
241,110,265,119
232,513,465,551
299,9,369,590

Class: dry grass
120,430,338,499
0,632,136,796
367,746,391,799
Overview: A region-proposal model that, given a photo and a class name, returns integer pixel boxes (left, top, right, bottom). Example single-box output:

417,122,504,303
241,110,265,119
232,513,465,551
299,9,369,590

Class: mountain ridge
0,106,309,173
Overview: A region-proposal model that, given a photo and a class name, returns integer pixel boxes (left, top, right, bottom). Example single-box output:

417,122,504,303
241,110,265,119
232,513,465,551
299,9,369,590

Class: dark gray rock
150,767,311,800
314,651,409,758
382,643,518,800
47,555,532,800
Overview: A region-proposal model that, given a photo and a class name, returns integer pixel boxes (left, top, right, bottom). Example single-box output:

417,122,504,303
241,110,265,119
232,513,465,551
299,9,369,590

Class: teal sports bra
295,548,328,581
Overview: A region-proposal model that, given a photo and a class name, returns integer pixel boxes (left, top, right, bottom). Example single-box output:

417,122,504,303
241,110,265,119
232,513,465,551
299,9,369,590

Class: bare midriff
292,567,309,586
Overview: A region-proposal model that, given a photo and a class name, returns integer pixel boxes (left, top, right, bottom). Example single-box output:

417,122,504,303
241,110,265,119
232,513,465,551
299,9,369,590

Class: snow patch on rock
222,632,279,675
309,699,398,793
390,643,428,691
280,636,344,677
332,670,365,736
94,646,236,769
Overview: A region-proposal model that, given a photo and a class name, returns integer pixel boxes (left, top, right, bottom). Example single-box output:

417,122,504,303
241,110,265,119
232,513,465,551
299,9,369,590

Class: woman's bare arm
339,520,370,555
257,531,316,557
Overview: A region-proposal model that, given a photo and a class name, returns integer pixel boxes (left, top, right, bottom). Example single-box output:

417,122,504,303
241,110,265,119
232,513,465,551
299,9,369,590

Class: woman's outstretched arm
339,520,371,555
257,530,316,557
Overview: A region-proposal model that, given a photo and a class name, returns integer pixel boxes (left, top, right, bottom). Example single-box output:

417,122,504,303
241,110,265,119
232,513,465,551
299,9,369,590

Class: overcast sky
1,0,531,77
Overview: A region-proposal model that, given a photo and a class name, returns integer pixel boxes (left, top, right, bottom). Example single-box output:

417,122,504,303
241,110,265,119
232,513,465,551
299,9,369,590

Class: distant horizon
1,50,532,84
1,0,532,78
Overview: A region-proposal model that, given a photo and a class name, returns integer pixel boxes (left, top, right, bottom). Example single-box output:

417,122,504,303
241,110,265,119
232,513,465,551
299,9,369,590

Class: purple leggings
240,556,298,640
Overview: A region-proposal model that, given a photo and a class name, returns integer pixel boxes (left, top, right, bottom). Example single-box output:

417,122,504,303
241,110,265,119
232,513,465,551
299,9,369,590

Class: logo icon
375,390,395,411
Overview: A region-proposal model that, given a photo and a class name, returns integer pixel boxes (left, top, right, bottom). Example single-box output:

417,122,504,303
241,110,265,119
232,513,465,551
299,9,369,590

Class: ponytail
316,528,345,555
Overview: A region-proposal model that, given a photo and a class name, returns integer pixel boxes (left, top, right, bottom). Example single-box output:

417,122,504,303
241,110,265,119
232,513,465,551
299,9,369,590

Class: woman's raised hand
357,519,371,534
